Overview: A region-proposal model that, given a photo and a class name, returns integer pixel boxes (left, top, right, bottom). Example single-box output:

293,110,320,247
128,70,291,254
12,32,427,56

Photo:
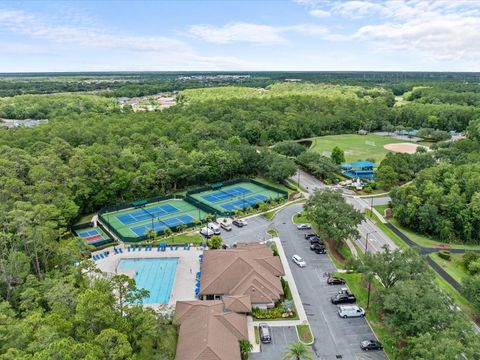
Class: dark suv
310,244,326,254
304,233,317,239
232,220,244,228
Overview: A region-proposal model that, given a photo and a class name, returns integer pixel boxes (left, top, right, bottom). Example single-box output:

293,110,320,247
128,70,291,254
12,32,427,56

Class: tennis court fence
97,194,215,243
71,222,114,248
186,178,288,216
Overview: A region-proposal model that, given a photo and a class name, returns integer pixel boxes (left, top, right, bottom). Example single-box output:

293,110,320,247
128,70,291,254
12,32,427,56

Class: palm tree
282,342,313,360
239,339,253,360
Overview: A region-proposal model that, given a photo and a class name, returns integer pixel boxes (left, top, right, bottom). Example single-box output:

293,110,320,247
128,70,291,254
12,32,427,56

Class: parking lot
221,203,387,360
250,327,298,360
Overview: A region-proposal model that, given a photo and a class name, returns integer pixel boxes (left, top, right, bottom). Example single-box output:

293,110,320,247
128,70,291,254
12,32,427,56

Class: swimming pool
117,258,178,304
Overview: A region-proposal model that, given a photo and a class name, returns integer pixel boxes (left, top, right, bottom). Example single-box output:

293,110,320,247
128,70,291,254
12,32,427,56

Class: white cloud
332,1,391,19
309,9,330,17
0,7,260,71
187,22,286,44
187,22,329,44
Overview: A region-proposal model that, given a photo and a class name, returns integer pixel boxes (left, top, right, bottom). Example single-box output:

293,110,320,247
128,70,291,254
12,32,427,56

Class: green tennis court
190,181,285,214
101,198,208,239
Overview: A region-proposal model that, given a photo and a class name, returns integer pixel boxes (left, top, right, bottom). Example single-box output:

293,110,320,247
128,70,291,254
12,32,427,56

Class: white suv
292,254,306,267
338,305,365,318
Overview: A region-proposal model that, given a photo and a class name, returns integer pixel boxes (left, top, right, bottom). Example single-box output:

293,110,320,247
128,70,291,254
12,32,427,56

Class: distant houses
0,119,48,129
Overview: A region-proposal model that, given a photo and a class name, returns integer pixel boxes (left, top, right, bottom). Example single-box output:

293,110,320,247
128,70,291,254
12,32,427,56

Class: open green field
310,134,418,163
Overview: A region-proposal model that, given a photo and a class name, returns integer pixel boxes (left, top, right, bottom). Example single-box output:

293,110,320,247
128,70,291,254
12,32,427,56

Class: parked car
207,222,221,235
314,247,326,254
310,243,324,251
220,222,232,231
199,227,214,237
304,233,317,239
259,323,271,344
292,254,306,267
360,340,383,351
338,305,365,318
232,220,244,228
337,287,350,295
327,277,346,285
310,238,324,245
331,292,356,304
296,223,311,230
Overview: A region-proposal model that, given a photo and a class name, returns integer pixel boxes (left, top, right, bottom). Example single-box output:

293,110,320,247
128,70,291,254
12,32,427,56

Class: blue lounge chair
170,245,173,251
99,253,105,259
139,246,143,251
132,245,136,251
104,251,109,257
114,248,118,254
149,245,153,251
118,248,123,253
127,246,131,252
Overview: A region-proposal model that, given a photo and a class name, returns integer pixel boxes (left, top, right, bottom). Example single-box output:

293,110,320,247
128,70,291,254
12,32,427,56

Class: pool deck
93,245,202,311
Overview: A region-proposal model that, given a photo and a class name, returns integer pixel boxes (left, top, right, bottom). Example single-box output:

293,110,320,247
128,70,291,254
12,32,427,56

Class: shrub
207,235,223,249
463,252,480,272
281,278,292,300
438,250,451,261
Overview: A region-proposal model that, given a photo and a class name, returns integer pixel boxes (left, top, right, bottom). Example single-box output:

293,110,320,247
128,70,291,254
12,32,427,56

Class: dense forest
1,74,480,358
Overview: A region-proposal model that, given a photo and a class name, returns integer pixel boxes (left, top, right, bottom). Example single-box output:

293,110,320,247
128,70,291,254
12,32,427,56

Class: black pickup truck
331,292,356,304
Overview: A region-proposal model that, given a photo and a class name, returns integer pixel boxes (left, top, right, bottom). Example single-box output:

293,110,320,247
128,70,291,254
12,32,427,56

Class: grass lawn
267,229,278,237
365,212,409,251
429,252,468,284
373,204,389,215
389,218,480,250
334,272,396,359
254,326,260,345
133,232,203,246
310,134,420,163
75,213,95,225
293,211,308,224
296,325,313,345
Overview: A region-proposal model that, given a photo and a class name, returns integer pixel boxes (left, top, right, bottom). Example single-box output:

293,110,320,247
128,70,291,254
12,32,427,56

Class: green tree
282,342,313,360
239,339,253,360
376,165,399,190
330,146,345,165
304,190,364,248
265,155,297,183
351,247,430,289
207,235,223,249
462,275,480,312
95,328,132,360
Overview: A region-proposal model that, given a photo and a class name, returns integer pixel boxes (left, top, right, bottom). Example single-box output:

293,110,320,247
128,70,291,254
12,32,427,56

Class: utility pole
364,230,376,309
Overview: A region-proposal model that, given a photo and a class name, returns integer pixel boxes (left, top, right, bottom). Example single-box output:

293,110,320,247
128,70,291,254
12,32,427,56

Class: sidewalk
251,237,308,328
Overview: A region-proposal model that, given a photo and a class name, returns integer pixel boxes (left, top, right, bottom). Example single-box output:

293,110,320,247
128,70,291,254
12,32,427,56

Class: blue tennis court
130,214,195,237
201,186,252,203
77,229,100,238
220,194,269,211
116,204,179,225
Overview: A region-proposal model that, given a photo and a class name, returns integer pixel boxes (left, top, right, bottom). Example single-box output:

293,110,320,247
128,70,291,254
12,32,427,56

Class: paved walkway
251,237,308,328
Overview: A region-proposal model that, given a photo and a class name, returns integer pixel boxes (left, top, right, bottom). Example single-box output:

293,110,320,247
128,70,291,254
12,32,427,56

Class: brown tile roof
199,243,284,304
175,301,248,360
223,295,252,313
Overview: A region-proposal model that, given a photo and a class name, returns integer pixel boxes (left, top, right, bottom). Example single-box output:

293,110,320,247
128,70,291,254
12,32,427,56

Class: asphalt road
222,204,386,360
291,169,396,254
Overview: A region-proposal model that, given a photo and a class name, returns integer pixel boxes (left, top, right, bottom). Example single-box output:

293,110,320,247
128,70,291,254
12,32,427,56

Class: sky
0,0,479,72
